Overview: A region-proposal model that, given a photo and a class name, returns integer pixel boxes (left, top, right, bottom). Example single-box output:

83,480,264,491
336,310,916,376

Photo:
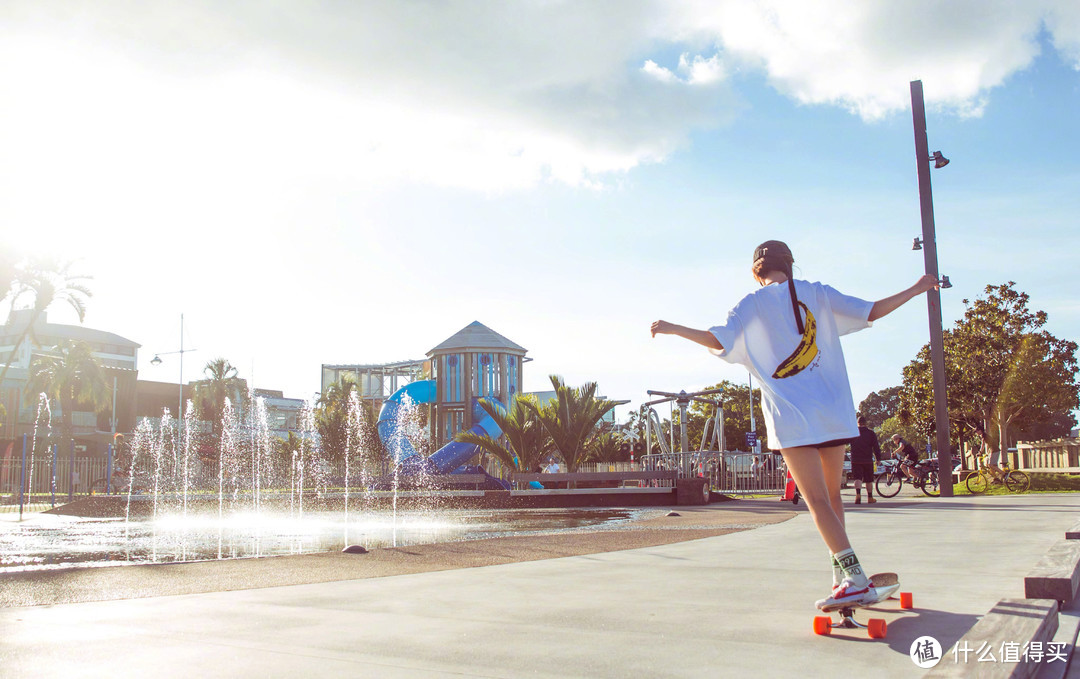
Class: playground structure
374,321,527,489
376,379,510,489
639,388,787,496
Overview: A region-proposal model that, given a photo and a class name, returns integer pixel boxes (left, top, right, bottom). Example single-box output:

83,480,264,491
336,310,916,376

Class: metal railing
640,450,787,496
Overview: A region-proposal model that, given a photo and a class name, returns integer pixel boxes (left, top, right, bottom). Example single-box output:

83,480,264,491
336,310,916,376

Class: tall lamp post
150,314,197,436
910,80,953,496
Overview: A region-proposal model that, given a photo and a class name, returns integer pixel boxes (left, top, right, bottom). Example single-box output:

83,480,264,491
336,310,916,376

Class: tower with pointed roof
426,321,527,446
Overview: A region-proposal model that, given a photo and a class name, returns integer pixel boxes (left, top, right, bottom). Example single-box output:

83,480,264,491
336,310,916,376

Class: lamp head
151,355,162,366
912,237,923,251
931,151,949,169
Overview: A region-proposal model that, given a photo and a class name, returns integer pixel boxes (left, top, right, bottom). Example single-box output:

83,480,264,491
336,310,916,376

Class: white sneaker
816,578,877,610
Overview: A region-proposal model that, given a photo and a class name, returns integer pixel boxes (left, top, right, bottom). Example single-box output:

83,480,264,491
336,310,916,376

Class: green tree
25,340,110,459
995,333,1079,450
900,282,1079,457
858,386,901,431
454,394,552,472
192,358,246,447
525,375,617,472
585,428,624,464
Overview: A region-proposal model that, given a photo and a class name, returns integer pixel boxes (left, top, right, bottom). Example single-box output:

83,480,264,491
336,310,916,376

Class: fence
640,450,787,496
0,454,109,507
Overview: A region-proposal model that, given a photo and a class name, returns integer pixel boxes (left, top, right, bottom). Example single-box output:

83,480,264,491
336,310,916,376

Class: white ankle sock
831,555,843,587
833,548,870,588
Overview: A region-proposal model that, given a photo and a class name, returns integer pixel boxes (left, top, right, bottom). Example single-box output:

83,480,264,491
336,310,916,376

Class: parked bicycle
965,455,1030,494
873,458,942,498
90,470,149,495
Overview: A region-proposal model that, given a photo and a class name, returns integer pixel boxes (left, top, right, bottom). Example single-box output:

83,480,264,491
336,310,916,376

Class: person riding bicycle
849,415,882,504
890,435,920,483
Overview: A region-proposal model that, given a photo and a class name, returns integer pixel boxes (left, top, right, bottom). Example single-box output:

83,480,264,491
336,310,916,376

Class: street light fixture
150,313,197,428
910,80,953,496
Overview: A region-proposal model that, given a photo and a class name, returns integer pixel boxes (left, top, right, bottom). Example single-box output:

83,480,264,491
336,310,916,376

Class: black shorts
851,462,875,484
772,439,851,452
810,438,853,449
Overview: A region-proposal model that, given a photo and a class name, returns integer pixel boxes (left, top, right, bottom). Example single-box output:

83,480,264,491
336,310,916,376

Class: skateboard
812,572,913,639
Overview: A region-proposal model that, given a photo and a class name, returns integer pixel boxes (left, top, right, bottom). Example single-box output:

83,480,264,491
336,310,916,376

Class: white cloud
0,0,1078,202
669,0,1078,120
643,53,726,85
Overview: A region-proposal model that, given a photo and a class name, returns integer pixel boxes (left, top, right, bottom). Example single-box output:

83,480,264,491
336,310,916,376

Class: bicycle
873,458,942,498
964,455,1030,494
910,458,941,498
90,471,149,495
873,459,904,498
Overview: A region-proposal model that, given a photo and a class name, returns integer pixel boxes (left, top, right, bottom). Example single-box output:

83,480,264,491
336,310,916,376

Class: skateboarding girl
650,240,938,609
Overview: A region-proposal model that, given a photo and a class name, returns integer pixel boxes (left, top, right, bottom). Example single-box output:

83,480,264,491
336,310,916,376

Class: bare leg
782,446,850,554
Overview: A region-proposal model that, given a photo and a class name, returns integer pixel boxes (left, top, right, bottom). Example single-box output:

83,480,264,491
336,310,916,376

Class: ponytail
752,240,803,334
786,261,804,335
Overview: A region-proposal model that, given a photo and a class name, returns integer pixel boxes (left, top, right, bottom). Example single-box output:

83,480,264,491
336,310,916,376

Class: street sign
745,432,757,447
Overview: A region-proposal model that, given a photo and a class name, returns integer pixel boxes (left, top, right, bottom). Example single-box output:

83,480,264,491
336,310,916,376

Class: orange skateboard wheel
899,592,913,609
813,616,832,635
867,618,887,639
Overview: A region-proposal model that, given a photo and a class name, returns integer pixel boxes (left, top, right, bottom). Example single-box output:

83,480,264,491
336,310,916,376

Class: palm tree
315,377,358,464
454,394,552,472
586,430,624,464
192,358,245,445
0,258,92,392
25,340,110,459
525,375,618,473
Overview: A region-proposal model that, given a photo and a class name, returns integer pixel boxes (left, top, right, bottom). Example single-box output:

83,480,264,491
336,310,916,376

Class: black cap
753,240,793,264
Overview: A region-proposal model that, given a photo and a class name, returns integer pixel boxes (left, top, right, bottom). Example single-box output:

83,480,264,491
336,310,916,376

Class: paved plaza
3,491,1079,677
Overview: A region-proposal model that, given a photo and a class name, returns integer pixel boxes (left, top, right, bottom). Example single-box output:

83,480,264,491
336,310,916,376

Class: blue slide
376,380,512,489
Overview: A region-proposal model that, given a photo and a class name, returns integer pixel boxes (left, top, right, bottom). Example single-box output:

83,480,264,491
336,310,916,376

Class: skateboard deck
813,572,913,639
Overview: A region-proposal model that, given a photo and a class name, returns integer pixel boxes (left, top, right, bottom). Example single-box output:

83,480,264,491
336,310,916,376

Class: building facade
1,310,139,453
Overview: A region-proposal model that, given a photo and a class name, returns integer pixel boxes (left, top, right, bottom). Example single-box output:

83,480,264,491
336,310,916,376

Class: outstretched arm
650,320,724,352
868,274,940,322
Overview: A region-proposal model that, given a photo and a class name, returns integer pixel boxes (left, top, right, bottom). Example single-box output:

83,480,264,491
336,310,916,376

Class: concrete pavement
3,492,1079,678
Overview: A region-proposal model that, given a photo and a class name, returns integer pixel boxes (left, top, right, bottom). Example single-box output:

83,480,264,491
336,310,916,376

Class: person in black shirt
849,415,883,504
890,434,920,483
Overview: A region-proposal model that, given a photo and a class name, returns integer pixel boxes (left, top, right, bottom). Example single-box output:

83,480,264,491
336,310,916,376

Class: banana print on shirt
772,302,818,379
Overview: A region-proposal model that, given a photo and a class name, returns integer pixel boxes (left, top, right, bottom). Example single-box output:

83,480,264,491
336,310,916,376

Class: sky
1,1,1078,422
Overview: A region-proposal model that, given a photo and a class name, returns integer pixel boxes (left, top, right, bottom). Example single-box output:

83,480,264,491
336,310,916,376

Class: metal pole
748,374,755,434
910,80,953,496
645,409,652,457
51,443,57,508
68,438,75,501
19,433,26,520
179,313,184,443
717,407,725,452
677,391,689,453
107,443,113,494
110,375,117,435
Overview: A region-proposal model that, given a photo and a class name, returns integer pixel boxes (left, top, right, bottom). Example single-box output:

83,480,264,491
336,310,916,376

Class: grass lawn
947,471,1080,496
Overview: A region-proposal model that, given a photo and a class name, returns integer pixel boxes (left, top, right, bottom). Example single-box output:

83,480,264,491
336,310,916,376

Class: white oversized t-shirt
708,280,874,450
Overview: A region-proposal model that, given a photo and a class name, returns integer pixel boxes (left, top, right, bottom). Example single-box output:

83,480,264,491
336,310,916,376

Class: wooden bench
1025,540,1080,604
927,599,1059,678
